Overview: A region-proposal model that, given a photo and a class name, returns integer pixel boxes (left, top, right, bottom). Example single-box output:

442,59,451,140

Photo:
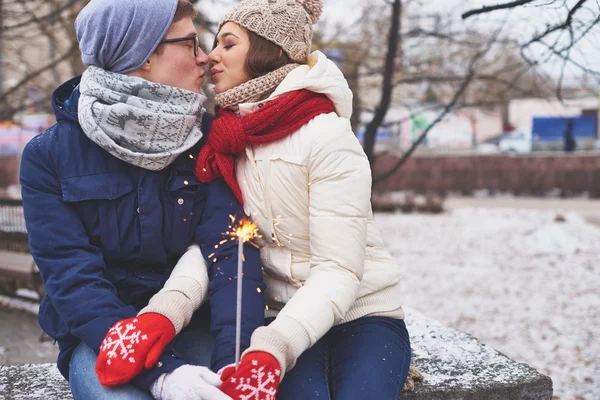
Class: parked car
476,143,500,154
498,129,532,153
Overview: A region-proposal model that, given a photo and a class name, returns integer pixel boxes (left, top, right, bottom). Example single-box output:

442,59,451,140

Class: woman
147,0,411,398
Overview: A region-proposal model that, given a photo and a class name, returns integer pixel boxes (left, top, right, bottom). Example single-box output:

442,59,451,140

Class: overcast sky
198,0,600,85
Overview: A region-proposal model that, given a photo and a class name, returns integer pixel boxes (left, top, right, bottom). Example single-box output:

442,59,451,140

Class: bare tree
0,0,218,121
318,0,556,182
0,0,86,121
462,0,600,98
374,25,503,183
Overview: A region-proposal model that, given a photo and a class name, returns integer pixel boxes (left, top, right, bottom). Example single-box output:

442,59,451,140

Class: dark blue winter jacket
20,76,266,392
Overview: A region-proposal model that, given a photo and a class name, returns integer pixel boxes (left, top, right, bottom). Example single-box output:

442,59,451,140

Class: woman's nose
208,48,220,64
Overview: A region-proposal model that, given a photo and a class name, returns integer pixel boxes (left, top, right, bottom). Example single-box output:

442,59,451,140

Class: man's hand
151,365,232,400
95,313,175,386
220,352,281,400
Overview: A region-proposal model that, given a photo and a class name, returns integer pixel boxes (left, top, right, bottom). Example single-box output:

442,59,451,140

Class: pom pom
297,0,323,24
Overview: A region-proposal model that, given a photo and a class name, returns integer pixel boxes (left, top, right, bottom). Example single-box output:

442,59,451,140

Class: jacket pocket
290,261,310,282
261,245,302,287
60,173,135,256
61,173,134,202
252,148,306,166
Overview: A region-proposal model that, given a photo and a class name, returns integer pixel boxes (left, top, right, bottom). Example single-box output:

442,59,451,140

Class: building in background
356,104,503,153
508,97,598,133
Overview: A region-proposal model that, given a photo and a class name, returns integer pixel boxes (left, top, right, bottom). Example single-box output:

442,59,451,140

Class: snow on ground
375,208,600,400
2,205,597,398
0,294,39,314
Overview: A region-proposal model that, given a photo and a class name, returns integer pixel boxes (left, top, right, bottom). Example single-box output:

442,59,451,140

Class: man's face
145,18,208,93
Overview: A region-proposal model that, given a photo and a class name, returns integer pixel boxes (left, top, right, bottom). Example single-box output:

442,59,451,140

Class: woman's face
209,22,252,94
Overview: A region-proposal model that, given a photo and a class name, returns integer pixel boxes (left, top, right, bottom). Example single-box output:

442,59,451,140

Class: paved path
0,306,58,366
446,196,600,225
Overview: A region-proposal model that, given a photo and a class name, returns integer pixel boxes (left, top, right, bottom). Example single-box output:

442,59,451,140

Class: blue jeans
69,325,214,400
277,317,411,400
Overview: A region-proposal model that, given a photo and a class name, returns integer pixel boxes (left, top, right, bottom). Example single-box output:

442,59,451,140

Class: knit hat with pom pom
218,0,323,63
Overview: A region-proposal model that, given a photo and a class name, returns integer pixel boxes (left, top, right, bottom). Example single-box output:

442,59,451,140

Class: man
563,118,576,152
20,1,264,399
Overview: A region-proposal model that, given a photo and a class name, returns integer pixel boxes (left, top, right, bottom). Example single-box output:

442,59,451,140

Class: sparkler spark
226,214,261,371
227,215,261,243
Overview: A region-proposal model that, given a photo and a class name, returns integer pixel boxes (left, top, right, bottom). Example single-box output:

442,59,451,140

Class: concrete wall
374,152,600,197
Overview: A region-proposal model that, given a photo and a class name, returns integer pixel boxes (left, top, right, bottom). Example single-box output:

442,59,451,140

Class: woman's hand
219,351,281,400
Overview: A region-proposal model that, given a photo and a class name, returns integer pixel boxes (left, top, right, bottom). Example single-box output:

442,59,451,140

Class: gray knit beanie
219,0,323,63
75,0,178,74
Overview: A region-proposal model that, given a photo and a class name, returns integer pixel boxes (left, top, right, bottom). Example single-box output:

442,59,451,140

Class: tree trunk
0,0,4,95
362,0,401,170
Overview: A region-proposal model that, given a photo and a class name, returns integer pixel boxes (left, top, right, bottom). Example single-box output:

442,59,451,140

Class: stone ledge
0,308,552,399
0,362,72,400
402,308,553,399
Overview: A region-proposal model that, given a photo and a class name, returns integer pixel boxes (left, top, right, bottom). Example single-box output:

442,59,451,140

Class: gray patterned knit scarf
214,63,300,111
78,66,207,171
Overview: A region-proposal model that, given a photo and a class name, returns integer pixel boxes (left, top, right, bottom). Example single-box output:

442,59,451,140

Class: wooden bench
0,250,45,298
0,198,45,299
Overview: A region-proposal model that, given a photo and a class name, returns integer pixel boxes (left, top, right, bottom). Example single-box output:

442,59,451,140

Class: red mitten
95,313,175,386
220,352,281,400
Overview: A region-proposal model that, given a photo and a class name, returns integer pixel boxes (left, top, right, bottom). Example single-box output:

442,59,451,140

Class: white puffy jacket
237,51,404,375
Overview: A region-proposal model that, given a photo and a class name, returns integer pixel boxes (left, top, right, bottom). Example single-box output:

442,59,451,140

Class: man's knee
69,343,152,400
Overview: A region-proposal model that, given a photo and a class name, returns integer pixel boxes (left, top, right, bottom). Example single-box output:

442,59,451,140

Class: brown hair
173,0,197,22
212,28,294,78
244,30,293,79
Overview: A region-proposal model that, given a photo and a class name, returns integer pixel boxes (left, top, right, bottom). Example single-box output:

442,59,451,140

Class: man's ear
125,57,153,79
140,56,153,72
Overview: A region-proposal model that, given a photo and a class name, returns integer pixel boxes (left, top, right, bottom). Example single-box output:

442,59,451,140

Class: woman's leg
328,317,411,400
69,342,153,400
276,337,330,400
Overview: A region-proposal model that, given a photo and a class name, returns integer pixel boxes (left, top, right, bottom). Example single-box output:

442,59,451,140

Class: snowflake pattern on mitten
100,319,148,365
220,352,282,400
95,313,176,387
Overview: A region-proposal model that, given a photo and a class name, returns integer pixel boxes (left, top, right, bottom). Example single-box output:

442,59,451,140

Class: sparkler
225,214,260,370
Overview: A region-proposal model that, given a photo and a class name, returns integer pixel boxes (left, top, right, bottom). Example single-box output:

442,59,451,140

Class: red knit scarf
195,89,336,205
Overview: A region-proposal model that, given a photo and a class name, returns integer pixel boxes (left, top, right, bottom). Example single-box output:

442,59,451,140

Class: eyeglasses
159,35,200,57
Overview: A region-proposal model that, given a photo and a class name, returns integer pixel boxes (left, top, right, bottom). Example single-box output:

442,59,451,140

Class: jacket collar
52,75,82,124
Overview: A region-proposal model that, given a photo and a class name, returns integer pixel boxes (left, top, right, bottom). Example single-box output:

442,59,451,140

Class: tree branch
372,73,474,183
374,22,505,182
4,0,80,31
0,41,79,112
462,0,536,20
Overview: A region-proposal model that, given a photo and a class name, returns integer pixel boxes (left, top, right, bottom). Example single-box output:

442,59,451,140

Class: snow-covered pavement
376,208,600,400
